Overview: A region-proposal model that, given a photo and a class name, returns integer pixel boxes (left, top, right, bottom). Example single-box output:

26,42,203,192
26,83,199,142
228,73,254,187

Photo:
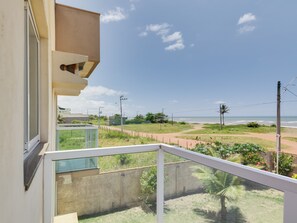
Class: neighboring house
0,1,100,223
58,106,71,114
60,113,89,123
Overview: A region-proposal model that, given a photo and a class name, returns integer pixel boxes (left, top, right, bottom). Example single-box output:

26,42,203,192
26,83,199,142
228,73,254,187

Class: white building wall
0,0,54,222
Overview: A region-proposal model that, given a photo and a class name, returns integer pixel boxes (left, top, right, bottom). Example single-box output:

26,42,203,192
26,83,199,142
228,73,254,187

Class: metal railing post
157,147,164,223
44,155,54,223
284,191,297,223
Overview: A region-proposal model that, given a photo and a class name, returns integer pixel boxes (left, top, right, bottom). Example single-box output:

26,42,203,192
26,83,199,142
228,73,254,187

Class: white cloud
238,13,256,25
130,4,136,11
58,86,126,115
165,40,185,51
101,7,127,23
238,25,256,34
162,32,182,43
141,23,185,51
80,86,125,98
146,23,171,33
138,31,148,37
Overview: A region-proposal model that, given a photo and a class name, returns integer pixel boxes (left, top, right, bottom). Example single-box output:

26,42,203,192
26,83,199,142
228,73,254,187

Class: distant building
60,113,89,123
58,106,71,114
107,115,127,126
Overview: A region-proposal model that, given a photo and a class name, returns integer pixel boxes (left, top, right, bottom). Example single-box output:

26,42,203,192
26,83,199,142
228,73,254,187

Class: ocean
173,116,297,128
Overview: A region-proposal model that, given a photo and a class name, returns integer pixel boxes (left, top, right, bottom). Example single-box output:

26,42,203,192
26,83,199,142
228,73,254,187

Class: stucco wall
56,161,202,216
0,0,53,222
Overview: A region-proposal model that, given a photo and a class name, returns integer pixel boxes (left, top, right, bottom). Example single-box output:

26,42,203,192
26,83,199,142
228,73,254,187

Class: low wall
56,161,202,216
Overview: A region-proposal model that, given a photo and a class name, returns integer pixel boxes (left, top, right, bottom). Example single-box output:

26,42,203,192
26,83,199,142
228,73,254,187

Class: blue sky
58,0,297,117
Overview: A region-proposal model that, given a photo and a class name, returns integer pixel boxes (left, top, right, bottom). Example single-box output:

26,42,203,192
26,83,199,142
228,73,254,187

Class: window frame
24,2,41,157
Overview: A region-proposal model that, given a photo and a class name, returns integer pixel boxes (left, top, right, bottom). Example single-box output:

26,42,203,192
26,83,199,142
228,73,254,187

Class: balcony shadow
193,206,247,223
140,202,171,215
243,179,270,191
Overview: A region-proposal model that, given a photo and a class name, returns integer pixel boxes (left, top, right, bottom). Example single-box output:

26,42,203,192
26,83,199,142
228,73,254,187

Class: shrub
193,142,266,166
116,154,131,165
247,122,260,128
273,153,294,176
232,143,265,165
271,124,276,127
103,131,129,139
292,174,297,179
140,167,157,204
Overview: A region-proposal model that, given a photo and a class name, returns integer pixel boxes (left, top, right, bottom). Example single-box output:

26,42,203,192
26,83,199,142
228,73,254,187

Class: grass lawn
185,124,277,135
284,137,297,142
180,135,282,150
122,123,193,134
98,128,184,172
79,188,283,223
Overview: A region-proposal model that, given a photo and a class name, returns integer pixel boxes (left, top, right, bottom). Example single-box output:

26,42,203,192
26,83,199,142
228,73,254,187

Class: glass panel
55,152,157,222
163,152,284,223
29,19,39,141
56,125,98,173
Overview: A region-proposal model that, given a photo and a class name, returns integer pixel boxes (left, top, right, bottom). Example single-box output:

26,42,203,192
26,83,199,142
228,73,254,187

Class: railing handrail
44,143,297,223
56,123,99,130
161,144,297,194
45,143,297,193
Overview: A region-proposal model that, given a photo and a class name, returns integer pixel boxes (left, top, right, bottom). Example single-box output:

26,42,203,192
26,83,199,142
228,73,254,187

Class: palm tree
220,104,230,126
192,148,244,222
193,167,245,222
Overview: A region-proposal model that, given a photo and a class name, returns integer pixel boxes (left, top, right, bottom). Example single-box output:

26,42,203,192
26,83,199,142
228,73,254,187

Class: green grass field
284,137,297,142
79,188,283,223
122,123,193,134
180,135,281,150
98,129,183,172
185,124,276,135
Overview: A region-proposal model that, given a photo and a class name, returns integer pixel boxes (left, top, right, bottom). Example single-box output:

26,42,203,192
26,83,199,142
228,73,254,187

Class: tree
155,112,168,123
220,104,230,126
193,167,245,222
57,114,64,124
192,147,245,222
145,112,156,123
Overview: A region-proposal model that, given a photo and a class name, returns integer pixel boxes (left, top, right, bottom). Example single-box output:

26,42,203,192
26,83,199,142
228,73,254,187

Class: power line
284,88,297,98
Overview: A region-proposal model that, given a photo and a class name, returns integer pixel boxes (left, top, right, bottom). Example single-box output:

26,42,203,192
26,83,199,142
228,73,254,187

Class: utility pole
160,108,164,130
219,104,222,130
120,95,127,132
98,107,103,128
276,81,281,173
171,113,174,126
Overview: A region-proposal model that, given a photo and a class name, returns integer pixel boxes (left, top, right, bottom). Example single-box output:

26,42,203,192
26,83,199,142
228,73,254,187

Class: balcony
44,144,297,223
53,4,100,96
55,124,98,173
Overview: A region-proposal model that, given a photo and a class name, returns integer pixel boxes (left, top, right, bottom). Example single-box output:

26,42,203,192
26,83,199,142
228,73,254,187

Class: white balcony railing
44,144,297,223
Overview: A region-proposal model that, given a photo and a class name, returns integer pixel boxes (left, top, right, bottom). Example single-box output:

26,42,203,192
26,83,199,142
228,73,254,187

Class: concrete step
54,213,78,223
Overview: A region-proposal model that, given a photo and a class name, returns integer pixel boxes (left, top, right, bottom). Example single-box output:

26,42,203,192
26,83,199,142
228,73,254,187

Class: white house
0,1,100,222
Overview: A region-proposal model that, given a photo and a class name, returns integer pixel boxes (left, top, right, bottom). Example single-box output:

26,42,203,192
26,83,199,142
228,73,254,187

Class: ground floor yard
79,188,283,223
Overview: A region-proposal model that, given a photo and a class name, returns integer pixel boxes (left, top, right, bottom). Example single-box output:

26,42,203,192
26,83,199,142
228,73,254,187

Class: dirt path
101,125,297,155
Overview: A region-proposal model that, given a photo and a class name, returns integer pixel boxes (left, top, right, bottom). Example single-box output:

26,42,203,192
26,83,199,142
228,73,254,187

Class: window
24,3,40,156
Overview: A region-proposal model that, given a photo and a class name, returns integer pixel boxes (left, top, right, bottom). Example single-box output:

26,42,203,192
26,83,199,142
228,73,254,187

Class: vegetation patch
185,124,276,135
123,123,193,134
182,135,276,150
283,137,297,142
272,152,294,176
193,142,268,170
98,128,183,172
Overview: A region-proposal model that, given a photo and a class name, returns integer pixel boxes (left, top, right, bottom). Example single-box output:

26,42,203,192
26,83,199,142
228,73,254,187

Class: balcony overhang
52,51,88,96
55,3,100,78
